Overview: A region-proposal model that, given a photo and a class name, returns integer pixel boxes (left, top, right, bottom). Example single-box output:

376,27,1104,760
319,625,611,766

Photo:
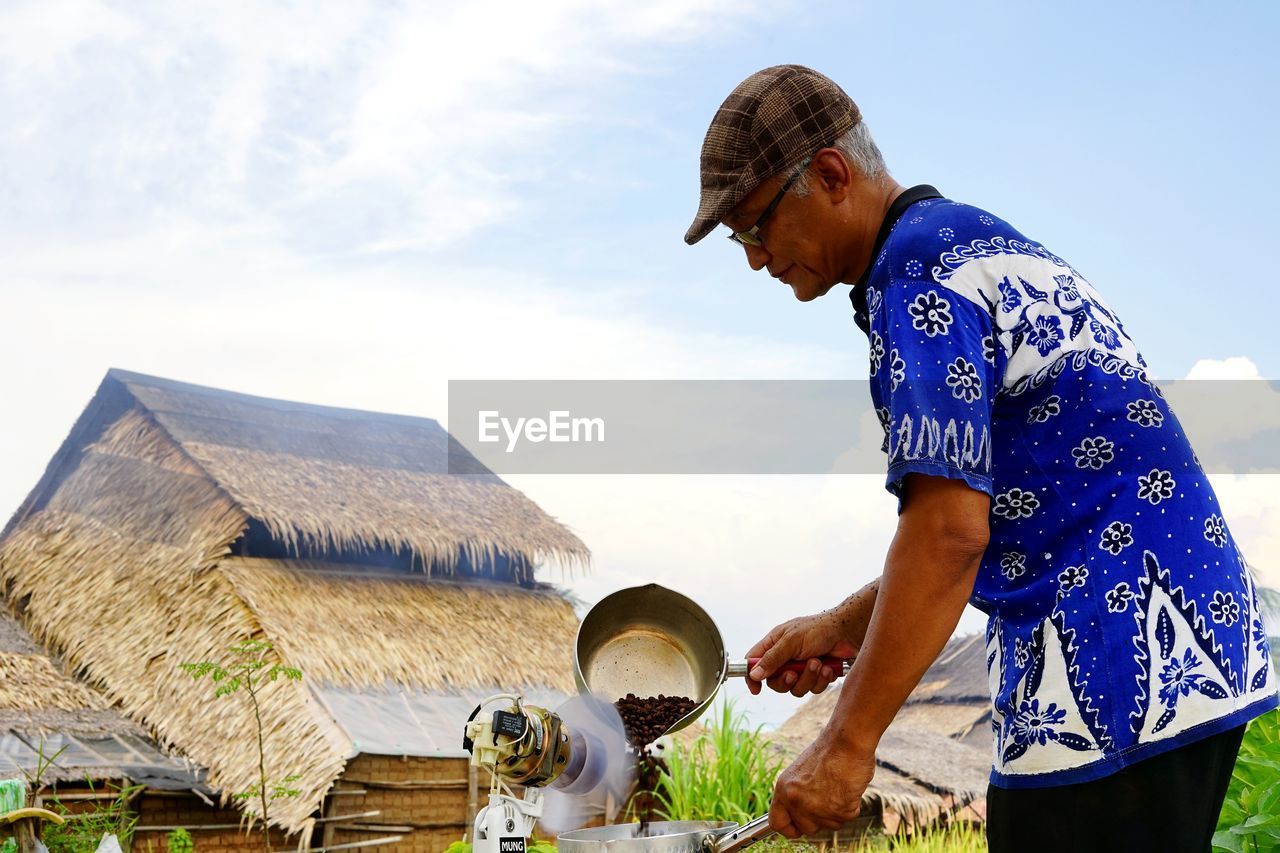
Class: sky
1,0,1278,727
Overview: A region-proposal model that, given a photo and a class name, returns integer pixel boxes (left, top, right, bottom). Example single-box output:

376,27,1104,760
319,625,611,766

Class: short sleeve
868,277,1000,501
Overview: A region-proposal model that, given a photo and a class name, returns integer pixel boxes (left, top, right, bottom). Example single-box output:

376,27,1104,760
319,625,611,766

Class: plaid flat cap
684,64,860,245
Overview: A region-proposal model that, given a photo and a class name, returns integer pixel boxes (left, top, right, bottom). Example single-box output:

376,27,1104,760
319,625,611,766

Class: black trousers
986,725,1245,853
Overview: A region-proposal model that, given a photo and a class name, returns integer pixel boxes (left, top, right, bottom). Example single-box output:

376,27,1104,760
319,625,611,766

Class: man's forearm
825,520,984,754
830,577,880,650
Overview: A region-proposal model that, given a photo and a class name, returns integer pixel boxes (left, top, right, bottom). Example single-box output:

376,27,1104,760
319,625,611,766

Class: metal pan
557,814,774,852
574,584,849,737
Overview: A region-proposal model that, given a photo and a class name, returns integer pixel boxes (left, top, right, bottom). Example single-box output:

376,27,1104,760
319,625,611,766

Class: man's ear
811,148,852,204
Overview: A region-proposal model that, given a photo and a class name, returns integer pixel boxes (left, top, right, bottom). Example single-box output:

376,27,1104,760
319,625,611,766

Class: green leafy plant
181,639,302,853
1214,709,1280,853
166,827,194,853
653,699,783,824
42,778,142,853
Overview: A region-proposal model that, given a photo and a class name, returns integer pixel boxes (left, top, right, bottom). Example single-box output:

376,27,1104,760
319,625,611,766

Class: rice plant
1214,709,1280,853
652,699,783,825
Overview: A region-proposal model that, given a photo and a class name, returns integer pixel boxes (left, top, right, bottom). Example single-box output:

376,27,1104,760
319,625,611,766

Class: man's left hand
768,734,875,838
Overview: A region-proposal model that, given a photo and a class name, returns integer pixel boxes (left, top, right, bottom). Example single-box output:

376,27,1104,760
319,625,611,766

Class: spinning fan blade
540,693,635,835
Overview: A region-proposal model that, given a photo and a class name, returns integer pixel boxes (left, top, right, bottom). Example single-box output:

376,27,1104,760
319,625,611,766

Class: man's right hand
744,579,879,697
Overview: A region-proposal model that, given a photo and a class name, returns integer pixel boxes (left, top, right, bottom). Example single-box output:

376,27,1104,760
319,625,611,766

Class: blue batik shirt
855,187,1278,788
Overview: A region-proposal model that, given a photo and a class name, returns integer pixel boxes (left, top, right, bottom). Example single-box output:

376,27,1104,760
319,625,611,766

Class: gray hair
791,122,888,196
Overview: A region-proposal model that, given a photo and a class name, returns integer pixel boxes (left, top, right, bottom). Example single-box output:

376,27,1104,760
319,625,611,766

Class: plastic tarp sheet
313,685,570,758
0,730,203,790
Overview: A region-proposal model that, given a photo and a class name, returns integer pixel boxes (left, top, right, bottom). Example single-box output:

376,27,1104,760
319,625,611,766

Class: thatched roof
0,612,135,740
221,558,579,691
892,703,991,752
0,612,199,787
894,632,992,750
0,371,589,833
768,718,986,829
908,633,988,704
773,634,991,746
5,370,589,576
873,725,989,802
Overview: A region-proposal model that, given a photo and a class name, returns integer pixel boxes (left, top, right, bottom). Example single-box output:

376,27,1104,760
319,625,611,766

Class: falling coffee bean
613,694,697,833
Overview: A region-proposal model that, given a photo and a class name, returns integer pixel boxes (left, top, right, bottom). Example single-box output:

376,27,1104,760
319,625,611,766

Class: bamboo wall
132,793,293,852
326,755,481,853
31,755,485,853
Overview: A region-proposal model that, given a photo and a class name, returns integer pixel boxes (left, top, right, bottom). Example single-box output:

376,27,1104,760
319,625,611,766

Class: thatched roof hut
0,370,591,839
0,611,201,789
770,633,992,836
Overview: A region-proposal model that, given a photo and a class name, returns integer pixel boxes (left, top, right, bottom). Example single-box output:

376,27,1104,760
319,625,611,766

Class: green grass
848,824,987,852
653,700,783,825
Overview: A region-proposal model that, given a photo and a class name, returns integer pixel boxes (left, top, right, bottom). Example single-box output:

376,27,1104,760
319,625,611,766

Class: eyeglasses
725,155,814,248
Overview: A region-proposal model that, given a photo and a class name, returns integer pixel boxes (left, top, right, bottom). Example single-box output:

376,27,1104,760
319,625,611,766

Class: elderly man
685,65,1278,852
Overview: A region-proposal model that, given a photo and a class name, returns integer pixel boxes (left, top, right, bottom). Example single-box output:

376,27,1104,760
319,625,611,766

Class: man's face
721,170,844,303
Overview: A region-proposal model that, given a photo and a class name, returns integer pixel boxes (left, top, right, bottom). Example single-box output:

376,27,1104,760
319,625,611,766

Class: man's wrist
828,577,879,633
822,709,881,758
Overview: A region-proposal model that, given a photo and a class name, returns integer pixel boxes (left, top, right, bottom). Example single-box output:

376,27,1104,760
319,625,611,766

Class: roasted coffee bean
614,694,696,748
613,694,697,834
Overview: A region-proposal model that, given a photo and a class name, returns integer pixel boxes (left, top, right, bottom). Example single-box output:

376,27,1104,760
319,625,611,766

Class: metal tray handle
707,814,774,852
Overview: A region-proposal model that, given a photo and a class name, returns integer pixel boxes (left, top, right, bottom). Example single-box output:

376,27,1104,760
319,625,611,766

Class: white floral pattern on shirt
865,197,1276,786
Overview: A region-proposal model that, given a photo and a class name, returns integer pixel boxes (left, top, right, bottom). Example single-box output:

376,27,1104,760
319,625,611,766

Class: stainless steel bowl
574,584,727,736
557,820,735,853
557,816,774,852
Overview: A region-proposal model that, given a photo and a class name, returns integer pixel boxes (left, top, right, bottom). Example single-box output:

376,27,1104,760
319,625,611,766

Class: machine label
492,710,527,740
498,839,526,853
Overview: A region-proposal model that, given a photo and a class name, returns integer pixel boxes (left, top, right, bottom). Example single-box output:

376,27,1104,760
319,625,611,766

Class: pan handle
706,814,775,852
726,656,851,679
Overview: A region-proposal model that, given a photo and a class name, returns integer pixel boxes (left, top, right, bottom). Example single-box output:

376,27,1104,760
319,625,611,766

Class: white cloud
0,0,140,72
1184,356,1262,380
1162,356,1280,473
1209,475,1280,590
0,0,755,255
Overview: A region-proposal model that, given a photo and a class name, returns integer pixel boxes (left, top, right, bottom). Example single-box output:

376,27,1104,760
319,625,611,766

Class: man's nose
744,243,771,271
